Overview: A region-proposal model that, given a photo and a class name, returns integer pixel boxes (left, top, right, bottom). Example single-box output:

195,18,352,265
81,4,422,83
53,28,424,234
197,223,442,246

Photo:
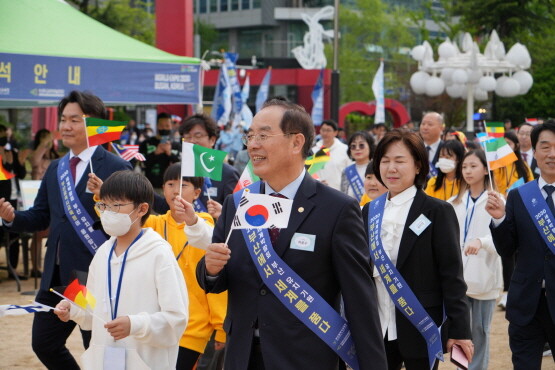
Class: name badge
206,187,218,197
290,233,316,252
409,214,431,236
103,346,125,370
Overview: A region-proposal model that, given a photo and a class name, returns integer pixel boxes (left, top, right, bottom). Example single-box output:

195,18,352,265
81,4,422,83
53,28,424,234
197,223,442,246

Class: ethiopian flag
85,117,126,146
0,157,14,180
181,142,227,181
486,122,504,138
485,138,517,170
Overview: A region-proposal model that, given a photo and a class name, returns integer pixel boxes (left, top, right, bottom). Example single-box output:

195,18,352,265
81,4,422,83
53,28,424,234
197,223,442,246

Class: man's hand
214,341,226,351
447,338,474,363
87,173,103,198
54,300,71,322
154,142,171,156
173,195,197,225
485,191,505,219
207,199,222,220
0,197,16,223
205,243,231,276
464,239,482,256
105,316,131,340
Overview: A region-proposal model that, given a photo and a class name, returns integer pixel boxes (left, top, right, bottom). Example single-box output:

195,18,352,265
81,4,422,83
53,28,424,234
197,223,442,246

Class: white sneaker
498,292,508,309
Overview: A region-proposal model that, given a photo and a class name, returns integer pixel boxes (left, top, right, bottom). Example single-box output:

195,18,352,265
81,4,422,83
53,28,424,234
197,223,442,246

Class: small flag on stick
51,278,96,310
85,117,126,147
485,122,505,138
113,143,146,161
305,148,330,175
232,192,293,230
0,302,53,317
233,161,260,193
181,142,227,181
485,138,518,171
0,156,15,180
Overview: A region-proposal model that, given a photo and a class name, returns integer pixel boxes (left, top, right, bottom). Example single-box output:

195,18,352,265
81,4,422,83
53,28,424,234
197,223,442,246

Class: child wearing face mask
54,170,188,370
425,140,465,201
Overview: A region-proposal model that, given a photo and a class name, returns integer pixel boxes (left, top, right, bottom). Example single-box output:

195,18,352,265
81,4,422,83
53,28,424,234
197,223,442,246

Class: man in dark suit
419,112,444,177
487,120,555,369
196,98,386,369
0,91,132,369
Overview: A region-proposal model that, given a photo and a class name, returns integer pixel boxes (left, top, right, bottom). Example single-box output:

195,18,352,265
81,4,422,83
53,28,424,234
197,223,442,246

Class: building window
220,0,228,11
210,0,218,12
199,0,207,13
252,0,260,7
241,0,250,10
231,0,239,11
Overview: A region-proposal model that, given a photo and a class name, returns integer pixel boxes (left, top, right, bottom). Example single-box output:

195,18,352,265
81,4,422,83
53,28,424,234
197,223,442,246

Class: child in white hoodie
55,170,188,370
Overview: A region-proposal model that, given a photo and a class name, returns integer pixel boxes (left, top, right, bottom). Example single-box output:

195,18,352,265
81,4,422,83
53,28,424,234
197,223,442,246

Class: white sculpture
291,6,335,70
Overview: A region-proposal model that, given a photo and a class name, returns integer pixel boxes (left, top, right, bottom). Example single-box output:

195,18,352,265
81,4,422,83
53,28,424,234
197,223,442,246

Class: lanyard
107,230,144,320
164,220,190,261
463,191,484,244
442,178,456,200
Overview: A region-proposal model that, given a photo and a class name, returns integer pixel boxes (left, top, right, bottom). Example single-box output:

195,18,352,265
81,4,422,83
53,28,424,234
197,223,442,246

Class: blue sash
368,193,443,369
345,164,364,202
193,178,211,213
518,180,555,254
233,183,359,369
57,154,107,255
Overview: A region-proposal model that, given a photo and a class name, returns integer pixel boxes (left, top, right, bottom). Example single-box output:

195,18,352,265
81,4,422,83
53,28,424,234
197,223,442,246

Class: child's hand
174,196,198,225
54,300,71,322
207,199,222,220
104,316,131,340
87,173,103,198
214,341,226,351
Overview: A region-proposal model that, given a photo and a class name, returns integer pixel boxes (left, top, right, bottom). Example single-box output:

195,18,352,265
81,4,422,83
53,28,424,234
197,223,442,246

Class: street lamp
409,31,533,132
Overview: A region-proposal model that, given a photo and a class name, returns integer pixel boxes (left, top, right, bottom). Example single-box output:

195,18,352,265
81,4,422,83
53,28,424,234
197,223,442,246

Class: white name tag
290,233,316,252
409,214,431,236
103,346,125,370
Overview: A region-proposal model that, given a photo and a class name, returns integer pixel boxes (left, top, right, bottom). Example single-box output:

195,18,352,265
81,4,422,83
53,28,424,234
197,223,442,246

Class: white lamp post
410,31,533,132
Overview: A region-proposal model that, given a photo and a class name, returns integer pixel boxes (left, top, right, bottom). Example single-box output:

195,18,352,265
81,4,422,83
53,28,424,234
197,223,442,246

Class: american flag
113,144,145,161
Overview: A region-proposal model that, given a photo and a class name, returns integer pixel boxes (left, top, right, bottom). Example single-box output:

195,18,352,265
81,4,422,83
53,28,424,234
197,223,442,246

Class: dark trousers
177,346,201,370
509,292,555,370
32,283,91,368
384,338,439,370
248,337,265,370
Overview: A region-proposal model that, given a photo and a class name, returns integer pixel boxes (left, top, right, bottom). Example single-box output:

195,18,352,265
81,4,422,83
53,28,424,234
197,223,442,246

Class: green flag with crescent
181,142,228,181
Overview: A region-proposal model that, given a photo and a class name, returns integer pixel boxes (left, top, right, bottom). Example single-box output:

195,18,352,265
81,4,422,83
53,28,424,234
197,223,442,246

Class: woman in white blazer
449,149,503,370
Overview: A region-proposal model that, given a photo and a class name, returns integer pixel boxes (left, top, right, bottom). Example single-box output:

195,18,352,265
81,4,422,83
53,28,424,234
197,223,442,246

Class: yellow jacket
424,176,460,201
144,211,227,353
493,162,533,195
360,193,371,207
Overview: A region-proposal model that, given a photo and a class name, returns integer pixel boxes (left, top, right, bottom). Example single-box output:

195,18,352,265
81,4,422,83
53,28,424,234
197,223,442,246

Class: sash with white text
57,155,107,255
368,193,443,369
193,178,211,213
518,180,555,254
233,183,359,370
345,164,364,202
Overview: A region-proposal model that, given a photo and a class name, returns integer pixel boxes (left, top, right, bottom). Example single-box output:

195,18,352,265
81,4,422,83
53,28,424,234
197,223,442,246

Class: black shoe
30,270,42,278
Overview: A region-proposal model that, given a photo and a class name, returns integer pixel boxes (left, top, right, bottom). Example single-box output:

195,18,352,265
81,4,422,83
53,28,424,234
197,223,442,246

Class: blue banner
223,52,243,120
0,52,201,105
518,180,555,255
211,62,232,126
255,68,272,113
311,69,324,126
345,164,365,202
368,193,443,369
233,184,360,369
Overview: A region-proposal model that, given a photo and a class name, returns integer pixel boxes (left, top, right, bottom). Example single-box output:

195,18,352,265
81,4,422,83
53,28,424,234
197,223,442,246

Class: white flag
233,192,293,230
372,60,385,124
0,302,53,317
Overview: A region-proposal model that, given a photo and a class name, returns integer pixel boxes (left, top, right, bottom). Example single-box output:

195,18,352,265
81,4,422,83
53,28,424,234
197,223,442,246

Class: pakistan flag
181,142,228,181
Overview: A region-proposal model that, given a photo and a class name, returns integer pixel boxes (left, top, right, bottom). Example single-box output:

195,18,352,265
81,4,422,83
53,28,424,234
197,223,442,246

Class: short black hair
157,112,172,121
373,129,429,188
163,163,204,189
261,97,315,158
58,90,106,120
179,114,219,139
100,171,154,225
365,161,375,176
347,131,376,160
321,119,338,131
531,119,555,150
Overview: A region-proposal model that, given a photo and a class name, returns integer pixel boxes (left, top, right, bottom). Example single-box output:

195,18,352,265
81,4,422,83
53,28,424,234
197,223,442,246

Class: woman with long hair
425,140,465,200
450,149,503,370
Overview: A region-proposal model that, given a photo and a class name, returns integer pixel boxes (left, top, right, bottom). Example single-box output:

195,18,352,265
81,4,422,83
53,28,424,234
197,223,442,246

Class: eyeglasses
350,143,367,150
183,132,209,141
95,202,134,214
241,133,299,145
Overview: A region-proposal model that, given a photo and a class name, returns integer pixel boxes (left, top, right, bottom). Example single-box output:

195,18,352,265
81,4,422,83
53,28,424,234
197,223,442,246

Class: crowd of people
1,89,554,370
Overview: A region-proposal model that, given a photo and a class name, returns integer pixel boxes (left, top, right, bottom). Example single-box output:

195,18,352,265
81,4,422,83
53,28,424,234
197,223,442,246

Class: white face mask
436,158,456,174
100,208,139,237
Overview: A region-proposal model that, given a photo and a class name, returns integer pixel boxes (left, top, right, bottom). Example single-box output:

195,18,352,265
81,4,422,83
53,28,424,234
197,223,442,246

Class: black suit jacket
362,189,471,359
9,146,132,290
490,181,555,326
197,174,386,370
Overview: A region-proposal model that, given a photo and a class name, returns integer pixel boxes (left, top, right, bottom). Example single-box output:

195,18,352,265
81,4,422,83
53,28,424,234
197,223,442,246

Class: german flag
0,157,15,180
85,117,126,147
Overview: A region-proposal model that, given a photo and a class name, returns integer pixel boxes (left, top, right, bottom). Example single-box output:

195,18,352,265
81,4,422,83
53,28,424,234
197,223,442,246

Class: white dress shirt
426,139,441,164
374,185,417,340
70,146,98,185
